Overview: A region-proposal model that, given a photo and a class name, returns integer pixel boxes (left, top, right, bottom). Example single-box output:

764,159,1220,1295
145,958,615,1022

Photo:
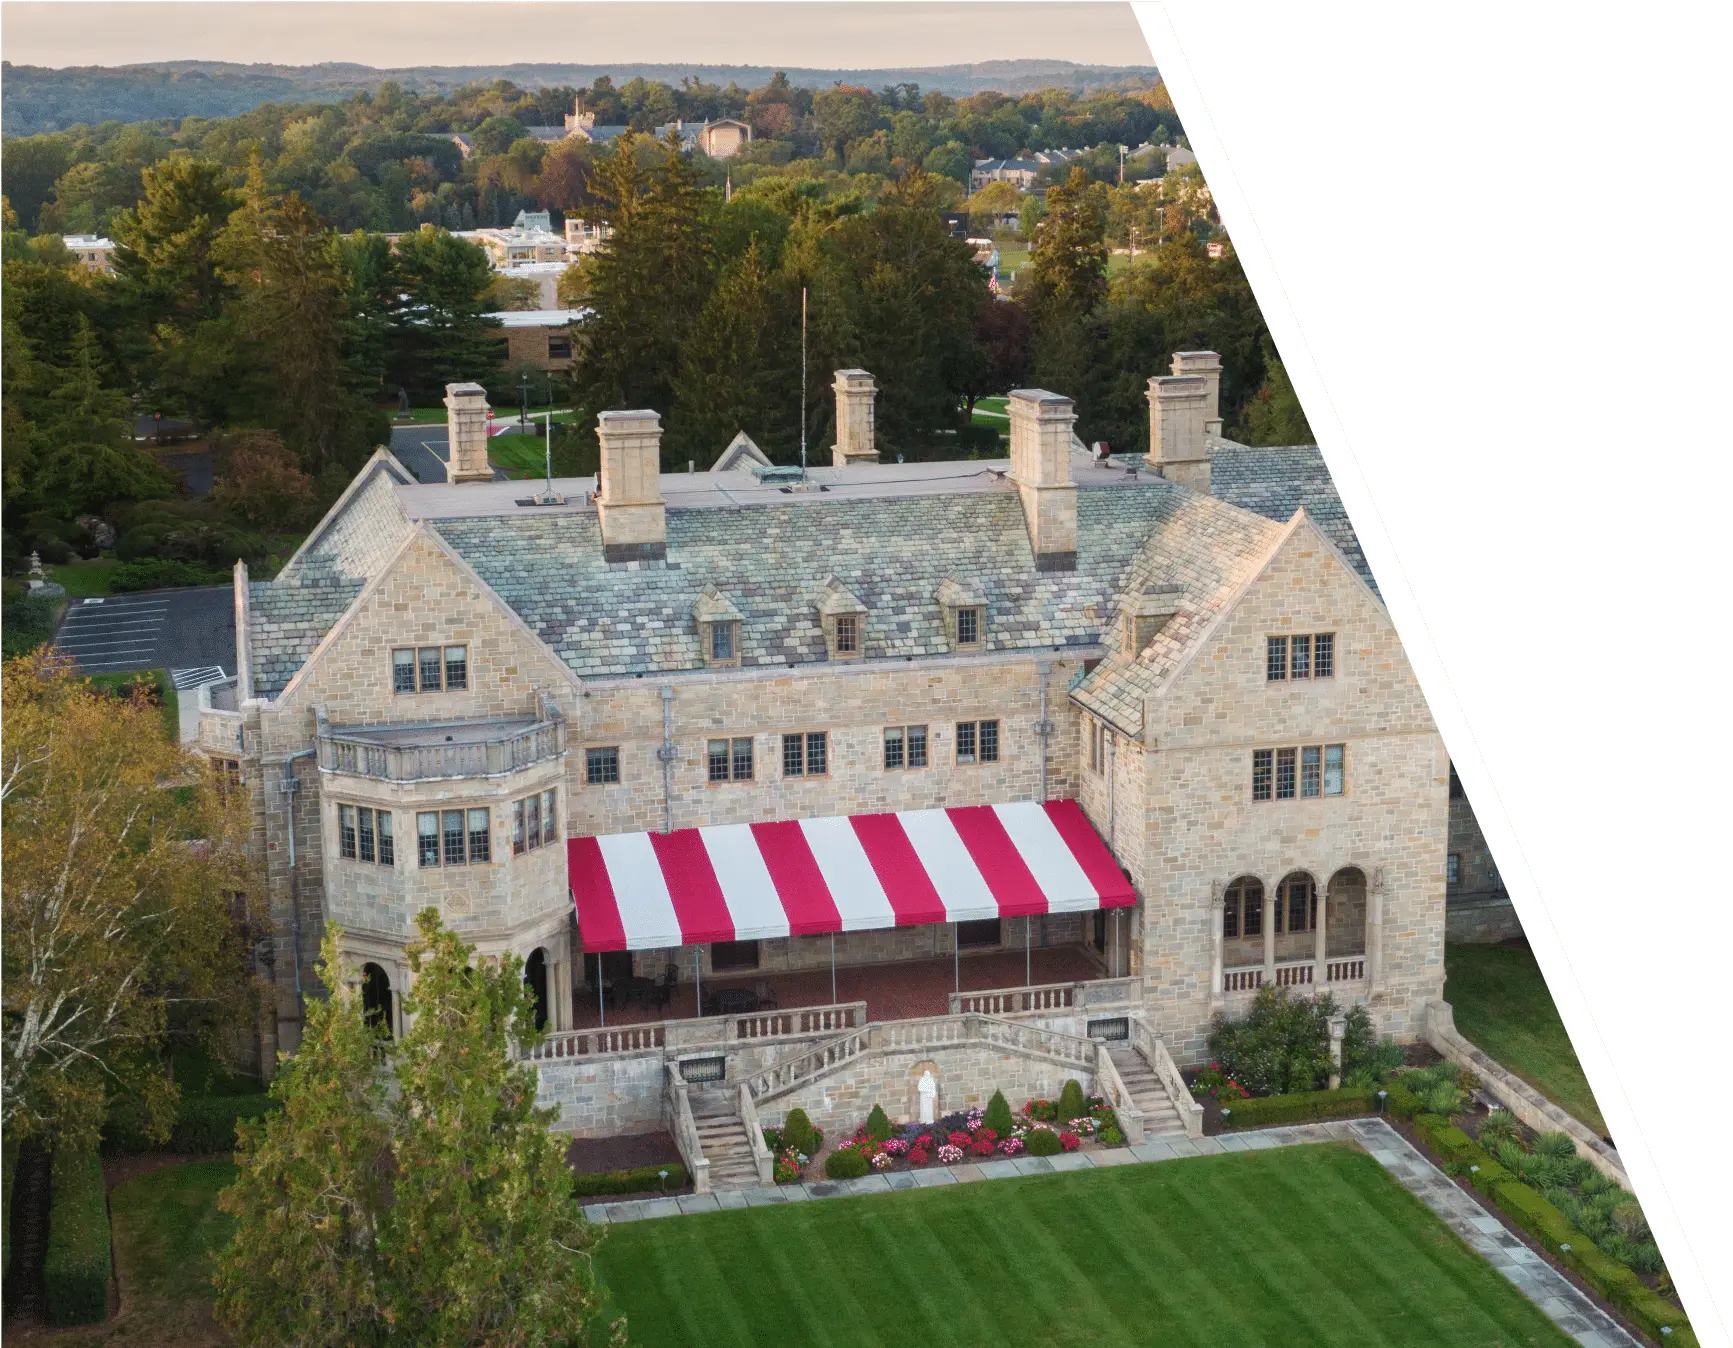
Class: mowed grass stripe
595,1145,1574,1348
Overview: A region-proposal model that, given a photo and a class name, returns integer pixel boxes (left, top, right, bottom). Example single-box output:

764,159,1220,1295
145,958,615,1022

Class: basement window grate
680,1055,727,1084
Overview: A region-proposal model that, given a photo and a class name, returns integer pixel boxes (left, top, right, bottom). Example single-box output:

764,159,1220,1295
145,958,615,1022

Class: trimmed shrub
109,558,230,592
1218,1087,1376,1129
172,1094,279,1153
1024,1128,1062,1157
570,1163,688,1198
824,1146,870,1180
1206,986,1335,1095
983,1089,1015,1138
864,1104,892,1144
1056,1079,1087,1123
1097,1125,1125,1148
780,1108,817,1159
45,1145,110,1326
1382,1078,1423,1121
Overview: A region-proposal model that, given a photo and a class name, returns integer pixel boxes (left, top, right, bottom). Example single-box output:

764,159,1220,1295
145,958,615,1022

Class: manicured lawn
1446,943,1608,1136
595,1144,1573,1348
489,435,561,475
103,1160,236,1346
48,556,123,597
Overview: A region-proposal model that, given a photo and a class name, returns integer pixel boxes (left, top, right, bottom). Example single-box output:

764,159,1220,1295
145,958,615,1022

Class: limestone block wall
569,654,1087,840
1132,523,1448,1061
1446,895,1524,944
532,1052,669,1137
757,1044,1100,1138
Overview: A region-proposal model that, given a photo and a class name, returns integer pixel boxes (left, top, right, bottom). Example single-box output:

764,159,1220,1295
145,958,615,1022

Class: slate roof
430,482,1278,682
1209,445,1376,593
252,457,414,696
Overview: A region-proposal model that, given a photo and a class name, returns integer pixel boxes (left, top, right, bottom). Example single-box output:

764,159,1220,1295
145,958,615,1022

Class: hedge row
44,1146,110,1327
106,1092,280,1156
1219,1087,1377,1129
571,1163,688,1198
1408,1112,1697,1347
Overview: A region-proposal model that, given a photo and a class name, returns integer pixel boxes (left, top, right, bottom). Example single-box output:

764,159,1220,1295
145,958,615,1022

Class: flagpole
799,286,808,479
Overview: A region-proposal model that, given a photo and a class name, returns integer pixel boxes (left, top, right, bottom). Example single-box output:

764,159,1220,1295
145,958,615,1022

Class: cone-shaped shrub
781,1108,817,1157
1058,1078,1087,1122
983,1090,1015,1137
864,1103,892,1143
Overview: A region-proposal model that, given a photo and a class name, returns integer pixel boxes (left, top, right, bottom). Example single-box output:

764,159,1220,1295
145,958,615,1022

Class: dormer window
936,577,988,652
817,576,865,661
1118,583,1183,657
694,584,744,668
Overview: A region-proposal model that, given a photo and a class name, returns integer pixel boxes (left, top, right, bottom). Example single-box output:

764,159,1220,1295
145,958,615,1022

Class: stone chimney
1007,389,1077,572
444,382,494,483
1170,350,1224,438
831,369,878,467
1146,373,1212,494
595,410,666,562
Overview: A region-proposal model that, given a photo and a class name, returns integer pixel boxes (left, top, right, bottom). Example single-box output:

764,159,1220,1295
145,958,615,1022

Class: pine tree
1234,341,1316,446
214,927,393,1347
387,227,503,399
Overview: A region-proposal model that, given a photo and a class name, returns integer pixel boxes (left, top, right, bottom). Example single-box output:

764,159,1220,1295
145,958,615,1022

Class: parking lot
53,586,236,677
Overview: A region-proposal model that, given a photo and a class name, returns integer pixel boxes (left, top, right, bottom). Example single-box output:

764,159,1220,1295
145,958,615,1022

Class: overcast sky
1,2,1152,71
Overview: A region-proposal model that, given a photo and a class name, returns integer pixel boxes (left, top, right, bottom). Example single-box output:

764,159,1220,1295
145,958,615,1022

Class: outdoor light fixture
1376,1090,1388,1115
657,1168,669,1193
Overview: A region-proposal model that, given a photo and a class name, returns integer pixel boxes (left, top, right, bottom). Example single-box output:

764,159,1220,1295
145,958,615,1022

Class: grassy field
99,1160,237,1347
47,557,123,597
1445,943,1608,1136
595,1143,1573,1348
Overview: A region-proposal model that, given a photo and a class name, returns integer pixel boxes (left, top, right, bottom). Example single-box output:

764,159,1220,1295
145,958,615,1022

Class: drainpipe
1035,659,1052,803
657,685,675,834
281,747,318,1004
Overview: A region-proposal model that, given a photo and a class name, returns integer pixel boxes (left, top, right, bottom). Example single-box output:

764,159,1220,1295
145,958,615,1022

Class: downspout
281,747,318,1004
1036,659,1052,803
657,685,675,833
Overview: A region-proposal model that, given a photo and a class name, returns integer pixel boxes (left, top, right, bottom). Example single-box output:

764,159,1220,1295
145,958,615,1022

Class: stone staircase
1107,1045,1188,1138
692,1100,763,1189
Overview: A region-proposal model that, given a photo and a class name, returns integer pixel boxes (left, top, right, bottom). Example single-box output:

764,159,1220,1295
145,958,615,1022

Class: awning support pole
1026,915,1032,986
830,932,837,1005
954,924,959,993
598,956,605,1028
695,946,702,1019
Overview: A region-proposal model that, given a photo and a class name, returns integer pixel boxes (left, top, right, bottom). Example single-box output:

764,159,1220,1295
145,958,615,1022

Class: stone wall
1446,894,1524,944
532,1051,669,1137
1132,520,1448,1061
1447,790,1519,942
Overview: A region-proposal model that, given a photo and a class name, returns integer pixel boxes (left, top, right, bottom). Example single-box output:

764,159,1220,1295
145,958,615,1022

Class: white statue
917,1069,937,1124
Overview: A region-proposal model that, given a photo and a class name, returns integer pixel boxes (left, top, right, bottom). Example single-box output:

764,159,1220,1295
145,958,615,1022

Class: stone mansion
198,353,1450,1182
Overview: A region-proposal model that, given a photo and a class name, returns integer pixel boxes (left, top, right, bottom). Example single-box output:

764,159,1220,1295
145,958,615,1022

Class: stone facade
201,349,1451,1130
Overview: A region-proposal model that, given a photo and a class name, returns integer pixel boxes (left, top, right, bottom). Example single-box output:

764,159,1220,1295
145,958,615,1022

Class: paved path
390,423,512,485
583,1117,1638,1348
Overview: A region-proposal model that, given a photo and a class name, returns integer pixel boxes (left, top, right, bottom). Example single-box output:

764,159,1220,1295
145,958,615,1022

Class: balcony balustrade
317,712,566,782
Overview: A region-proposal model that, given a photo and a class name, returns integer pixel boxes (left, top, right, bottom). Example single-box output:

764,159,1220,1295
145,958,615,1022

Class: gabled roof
711,431,771,472
1210,445,1376,593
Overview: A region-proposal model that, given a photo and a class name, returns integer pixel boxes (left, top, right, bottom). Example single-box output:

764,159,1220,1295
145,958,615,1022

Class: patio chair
652,970,675,1011
753,980,779,1011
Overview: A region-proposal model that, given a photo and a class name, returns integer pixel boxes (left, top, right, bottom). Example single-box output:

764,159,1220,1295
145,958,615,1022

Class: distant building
498,261,571,310
969,158,1040,193
487,308,586,372
443,133,474,159
565,217,613,255
62,234,116,275
562,106,751,159
1164,144,1198,174
456,211,571,268
522,126,571,144
1206,241,1229,260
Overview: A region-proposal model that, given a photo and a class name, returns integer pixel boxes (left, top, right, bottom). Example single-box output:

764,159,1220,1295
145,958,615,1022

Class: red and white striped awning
566,799,1133,952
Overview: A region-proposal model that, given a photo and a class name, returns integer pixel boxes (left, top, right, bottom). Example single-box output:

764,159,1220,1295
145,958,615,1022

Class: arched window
361,962,393,1038
1327,867,1368,955
1274,872,1317,934
1223,876,1264,939
524,948,549,1031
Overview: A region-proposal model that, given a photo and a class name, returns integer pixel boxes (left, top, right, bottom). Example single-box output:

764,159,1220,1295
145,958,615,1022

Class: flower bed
817,1085,1127,1178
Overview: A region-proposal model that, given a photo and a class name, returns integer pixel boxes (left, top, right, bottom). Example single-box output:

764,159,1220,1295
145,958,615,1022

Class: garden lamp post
518,372,530,429
1328,1013,1347,1090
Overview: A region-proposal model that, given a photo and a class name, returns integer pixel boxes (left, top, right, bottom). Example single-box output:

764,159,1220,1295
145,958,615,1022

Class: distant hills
1,59,1161,136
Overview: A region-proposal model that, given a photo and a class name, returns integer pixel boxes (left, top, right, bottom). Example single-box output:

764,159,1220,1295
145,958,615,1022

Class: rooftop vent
751,464,806,485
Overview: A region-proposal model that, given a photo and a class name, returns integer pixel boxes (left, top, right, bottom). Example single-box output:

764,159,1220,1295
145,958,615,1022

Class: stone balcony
315,705,566,783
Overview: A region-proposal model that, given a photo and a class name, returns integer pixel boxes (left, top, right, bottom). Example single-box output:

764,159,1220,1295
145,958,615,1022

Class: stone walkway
583,1117,1638,1348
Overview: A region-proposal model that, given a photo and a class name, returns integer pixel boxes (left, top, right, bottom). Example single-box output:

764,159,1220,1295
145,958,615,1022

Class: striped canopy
566,799,1134,952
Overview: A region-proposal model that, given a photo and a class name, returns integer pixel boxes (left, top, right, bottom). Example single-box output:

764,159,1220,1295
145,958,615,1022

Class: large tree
216,912,619,1348
388,226,502,400
1,656,255,1151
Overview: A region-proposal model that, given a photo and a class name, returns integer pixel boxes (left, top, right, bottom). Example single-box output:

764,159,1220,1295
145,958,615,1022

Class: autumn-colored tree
215,911,619,1348
1,655,255,1150
208,429,321,530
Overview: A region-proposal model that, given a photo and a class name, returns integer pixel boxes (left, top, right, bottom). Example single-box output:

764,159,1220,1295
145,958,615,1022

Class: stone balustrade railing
739,1026,869,1103
1092,1041,1145,1144
318,716,565,783
1223,955,1370,995
738,1081,775,1185
1131,1018,1205,1138
521,1001,867,1062
666,1061,711,1196
947,976,1136,1017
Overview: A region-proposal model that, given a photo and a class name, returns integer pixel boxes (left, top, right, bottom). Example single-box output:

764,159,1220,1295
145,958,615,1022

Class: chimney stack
1007,389,1077,572
1170,351,1224,438
595,410,666,562
831,369,878,467
1146,372,1212,494
444,382,494,483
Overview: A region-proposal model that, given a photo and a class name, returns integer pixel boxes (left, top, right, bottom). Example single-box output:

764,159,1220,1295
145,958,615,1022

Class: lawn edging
1403,1107,1694,1347
44,1145,111,1326
1426,998,1628,1189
